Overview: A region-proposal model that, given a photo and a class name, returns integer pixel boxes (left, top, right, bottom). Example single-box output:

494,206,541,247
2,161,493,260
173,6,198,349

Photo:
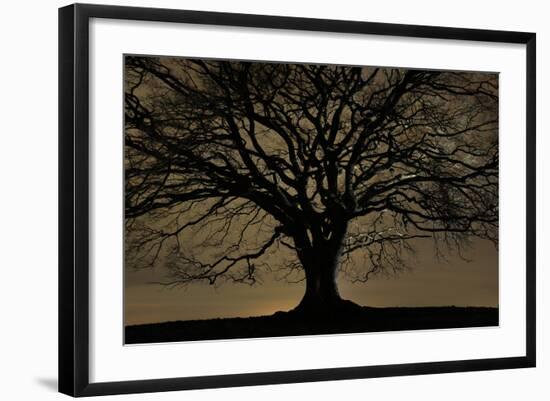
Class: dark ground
125,304,498,344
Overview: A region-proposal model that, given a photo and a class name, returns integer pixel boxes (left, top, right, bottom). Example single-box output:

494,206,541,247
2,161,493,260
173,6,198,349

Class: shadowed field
125,305,498,344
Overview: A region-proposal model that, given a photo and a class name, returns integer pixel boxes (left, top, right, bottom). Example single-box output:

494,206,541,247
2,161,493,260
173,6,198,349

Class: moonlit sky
125,238,497,326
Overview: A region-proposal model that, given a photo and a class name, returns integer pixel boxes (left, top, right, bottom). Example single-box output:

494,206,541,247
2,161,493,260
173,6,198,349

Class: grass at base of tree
125,305,498,344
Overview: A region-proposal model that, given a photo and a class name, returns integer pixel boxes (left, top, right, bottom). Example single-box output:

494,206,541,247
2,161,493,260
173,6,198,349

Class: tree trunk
297,257,341,313
293,225,352,316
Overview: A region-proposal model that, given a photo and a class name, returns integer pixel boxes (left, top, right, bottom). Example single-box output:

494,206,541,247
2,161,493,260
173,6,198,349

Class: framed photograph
58,3,536,397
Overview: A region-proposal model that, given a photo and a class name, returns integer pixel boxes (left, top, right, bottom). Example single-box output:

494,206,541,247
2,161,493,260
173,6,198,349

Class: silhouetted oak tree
125,57,498,315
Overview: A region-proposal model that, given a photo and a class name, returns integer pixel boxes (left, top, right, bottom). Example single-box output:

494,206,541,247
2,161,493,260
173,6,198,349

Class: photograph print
124,56,499,344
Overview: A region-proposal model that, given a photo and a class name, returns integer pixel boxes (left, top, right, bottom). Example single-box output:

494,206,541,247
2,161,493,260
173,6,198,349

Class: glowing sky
125,238,497,325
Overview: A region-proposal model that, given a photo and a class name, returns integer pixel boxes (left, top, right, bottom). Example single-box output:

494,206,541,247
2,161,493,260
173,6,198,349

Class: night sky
125,238,497,325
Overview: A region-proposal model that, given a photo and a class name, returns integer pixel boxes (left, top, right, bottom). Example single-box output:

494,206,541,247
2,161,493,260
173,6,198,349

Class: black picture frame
58,3,536,397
